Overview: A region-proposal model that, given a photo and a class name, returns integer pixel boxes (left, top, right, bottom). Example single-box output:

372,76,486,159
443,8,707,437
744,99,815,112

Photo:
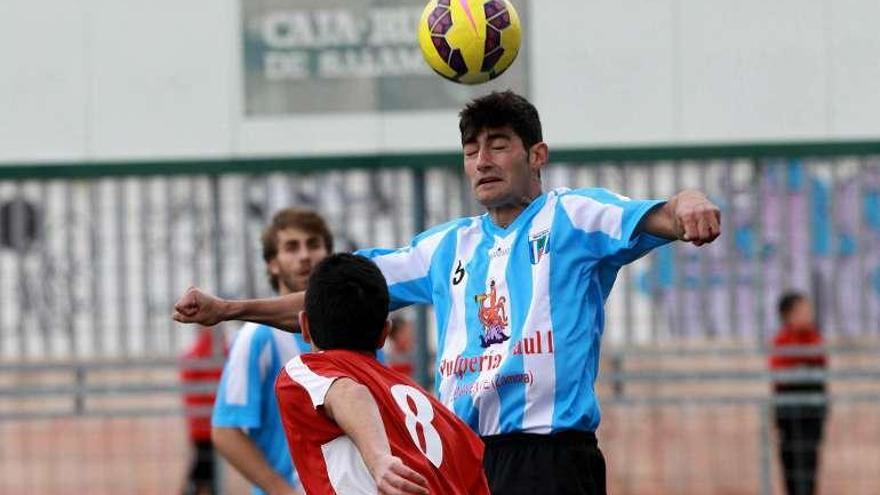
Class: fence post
411,169,431,389
74,366,86,415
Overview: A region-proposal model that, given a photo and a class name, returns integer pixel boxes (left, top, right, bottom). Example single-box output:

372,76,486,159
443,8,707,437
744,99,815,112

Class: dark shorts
482,430,606,495
188,440,216,483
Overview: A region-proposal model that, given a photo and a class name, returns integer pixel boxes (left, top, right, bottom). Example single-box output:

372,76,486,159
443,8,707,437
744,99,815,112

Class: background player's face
463,126,539,208
268,227,329,294
786,298,815,328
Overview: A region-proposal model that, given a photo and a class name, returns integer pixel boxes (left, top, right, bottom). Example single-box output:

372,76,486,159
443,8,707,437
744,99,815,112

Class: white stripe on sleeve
224,322,260,405
283,355,337,408
372,227,455,286
560,194,624,240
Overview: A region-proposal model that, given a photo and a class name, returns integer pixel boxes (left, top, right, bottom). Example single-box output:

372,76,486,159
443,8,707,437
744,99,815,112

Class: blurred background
1,0,879,493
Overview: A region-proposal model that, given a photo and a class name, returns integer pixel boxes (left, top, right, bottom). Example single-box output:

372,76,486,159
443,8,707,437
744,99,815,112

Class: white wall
2,0,879,163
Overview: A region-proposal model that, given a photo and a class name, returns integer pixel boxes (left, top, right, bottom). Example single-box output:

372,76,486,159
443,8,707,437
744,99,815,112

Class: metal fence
1,141,879,494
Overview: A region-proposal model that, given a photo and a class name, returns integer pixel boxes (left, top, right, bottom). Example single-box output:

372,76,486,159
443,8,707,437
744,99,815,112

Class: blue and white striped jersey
356,188,669,436
212,323,310,495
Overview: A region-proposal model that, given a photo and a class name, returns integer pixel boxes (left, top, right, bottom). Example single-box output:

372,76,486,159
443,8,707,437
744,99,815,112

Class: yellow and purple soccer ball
418,0,522,85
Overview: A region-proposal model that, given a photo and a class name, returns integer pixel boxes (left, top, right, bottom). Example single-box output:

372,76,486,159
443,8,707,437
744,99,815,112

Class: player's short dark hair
459,90,543,150
261,208,334,293
304,253,389,352
778,291,806,322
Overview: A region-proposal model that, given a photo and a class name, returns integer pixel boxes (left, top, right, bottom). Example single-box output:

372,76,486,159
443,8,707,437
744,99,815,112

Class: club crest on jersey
474,280,510,348
528,230,550,265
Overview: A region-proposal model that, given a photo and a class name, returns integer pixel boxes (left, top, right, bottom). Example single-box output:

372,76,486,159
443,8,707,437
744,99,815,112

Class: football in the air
418,0,522,85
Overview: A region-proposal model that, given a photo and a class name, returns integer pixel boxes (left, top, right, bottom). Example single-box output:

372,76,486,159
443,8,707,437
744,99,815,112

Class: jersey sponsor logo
439,353,504,378
510,330,554,355
474,280,510,348
437,331,554,378
452,259,465,285
528,230,550,265
451,372,534,400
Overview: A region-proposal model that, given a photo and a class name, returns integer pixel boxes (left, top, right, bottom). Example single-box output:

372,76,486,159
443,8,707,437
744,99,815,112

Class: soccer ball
418,0,522,85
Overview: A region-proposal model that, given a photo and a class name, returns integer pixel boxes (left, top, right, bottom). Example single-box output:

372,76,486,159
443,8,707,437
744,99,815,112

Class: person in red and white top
769,292,828,495
275,253,490,495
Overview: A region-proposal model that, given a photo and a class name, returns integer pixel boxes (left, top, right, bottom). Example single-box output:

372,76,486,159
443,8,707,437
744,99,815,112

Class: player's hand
672,190,721,247
372,455,429,495
172,286,228,326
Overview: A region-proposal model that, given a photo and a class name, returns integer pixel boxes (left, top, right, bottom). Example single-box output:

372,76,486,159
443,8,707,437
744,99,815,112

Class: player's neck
487,193,539,228
487,206,523,228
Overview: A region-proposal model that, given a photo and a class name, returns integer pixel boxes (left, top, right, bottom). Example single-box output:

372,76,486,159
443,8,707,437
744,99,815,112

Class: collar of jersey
480,191,549,237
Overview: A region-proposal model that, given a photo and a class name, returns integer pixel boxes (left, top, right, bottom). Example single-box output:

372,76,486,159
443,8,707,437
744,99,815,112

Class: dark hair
778,291,806,322
304,253,389,352
261,208,334,292
459,90,543,150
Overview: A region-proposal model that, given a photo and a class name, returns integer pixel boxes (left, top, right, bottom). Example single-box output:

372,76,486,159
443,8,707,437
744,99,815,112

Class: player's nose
476,154,495,172
478,147,494,166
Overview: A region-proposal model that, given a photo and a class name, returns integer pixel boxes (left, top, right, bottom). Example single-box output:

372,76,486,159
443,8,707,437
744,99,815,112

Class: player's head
459,91,548,209
261,208,333,294
778,291,813,328
299,253,390,352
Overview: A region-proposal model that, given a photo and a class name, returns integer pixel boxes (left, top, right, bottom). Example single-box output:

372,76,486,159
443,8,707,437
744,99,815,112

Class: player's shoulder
553,187,636,226
238,322,276,343
287,351,352,379
226,322,274,357
303,350,395,383
413,216,478,244
554,186,631,203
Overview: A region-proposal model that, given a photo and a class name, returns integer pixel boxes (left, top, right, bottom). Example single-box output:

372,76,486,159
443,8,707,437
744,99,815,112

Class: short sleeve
559,188,671,266
355,220,461,310
212,324,271,428
280,354,349,409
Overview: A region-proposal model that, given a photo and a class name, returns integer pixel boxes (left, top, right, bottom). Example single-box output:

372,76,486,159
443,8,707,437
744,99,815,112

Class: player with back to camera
275,253,490,494
174,91,721,494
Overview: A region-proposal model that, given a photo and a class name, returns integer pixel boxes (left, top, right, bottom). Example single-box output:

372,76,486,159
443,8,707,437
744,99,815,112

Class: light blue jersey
357,188,669,436
212,323,310,495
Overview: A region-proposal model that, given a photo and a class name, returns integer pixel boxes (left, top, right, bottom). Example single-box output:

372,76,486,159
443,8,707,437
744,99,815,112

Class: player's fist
172,286,227,327
672,190,721,247
372,455,429,495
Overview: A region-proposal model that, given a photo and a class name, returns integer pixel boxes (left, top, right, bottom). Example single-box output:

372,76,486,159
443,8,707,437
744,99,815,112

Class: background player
211,208,332,495
174,91,721,494
276,253,489,494
179,326,226,495
770,292,828,495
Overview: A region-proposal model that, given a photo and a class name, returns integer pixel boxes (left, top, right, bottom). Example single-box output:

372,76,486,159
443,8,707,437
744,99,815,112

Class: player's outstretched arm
172,286,303,332
641,189,721,246
324,378,429,495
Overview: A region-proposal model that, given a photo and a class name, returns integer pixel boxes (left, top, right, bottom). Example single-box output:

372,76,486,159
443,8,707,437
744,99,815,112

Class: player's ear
529,142,549,177
268,258,280,275
376,319,392,349
298,311,312,344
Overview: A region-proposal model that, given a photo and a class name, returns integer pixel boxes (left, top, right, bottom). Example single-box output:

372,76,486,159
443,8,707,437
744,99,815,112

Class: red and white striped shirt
276,350,489,495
